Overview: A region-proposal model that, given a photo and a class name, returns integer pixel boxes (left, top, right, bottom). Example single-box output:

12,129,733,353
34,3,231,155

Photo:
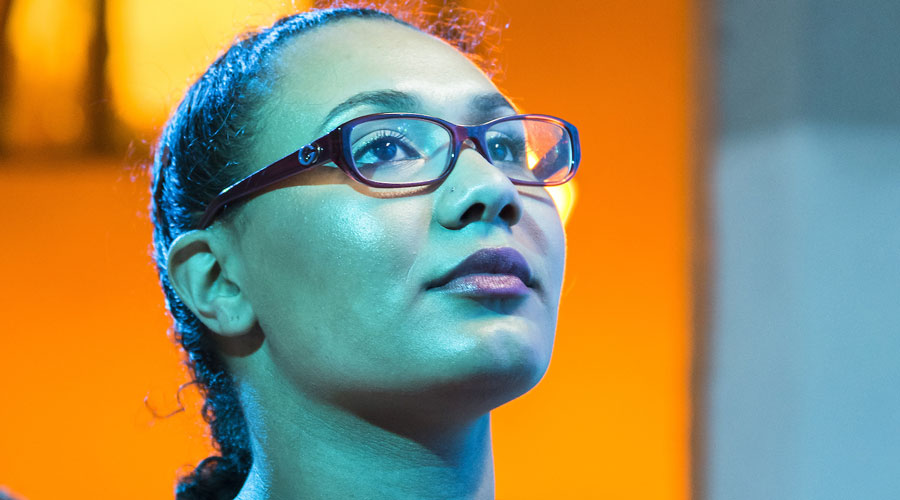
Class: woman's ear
166,230,256,337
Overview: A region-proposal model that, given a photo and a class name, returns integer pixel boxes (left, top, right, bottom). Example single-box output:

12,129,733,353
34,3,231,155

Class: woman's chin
329,327,553,434
429,314,554,401
447,313,554,391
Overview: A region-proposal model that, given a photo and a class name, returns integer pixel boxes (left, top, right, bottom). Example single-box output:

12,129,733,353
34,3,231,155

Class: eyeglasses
197,112,580,228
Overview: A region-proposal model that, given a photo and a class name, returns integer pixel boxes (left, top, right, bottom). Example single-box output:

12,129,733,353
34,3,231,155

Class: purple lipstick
427,247,534,297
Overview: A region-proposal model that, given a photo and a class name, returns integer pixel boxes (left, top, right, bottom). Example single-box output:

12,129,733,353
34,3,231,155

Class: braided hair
149,3,499,499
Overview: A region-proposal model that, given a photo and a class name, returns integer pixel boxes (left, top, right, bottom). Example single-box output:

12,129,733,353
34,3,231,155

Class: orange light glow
547,181,577,225
106,0,312,131
526,149,576,224
5,0,93,147
526,148,540,169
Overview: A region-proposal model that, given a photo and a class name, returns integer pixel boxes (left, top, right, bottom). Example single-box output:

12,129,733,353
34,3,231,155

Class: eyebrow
469,93,518,121
319,90,517,133
321,90,419,130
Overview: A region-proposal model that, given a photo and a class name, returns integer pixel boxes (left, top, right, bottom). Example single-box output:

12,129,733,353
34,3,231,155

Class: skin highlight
166,18,566,500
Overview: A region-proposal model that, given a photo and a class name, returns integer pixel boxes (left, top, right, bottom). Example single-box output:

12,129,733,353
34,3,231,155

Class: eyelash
352,130,413,161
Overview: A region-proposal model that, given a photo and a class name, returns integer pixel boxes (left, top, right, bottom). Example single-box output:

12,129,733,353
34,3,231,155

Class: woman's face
227,19,567,422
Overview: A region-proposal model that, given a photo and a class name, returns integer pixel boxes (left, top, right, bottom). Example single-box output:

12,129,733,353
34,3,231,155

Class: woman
151,4,579,499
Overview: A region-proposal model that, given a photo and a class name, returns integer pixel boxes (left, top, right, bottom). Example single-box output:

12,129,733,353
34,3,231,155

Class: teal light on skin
166,18,567,500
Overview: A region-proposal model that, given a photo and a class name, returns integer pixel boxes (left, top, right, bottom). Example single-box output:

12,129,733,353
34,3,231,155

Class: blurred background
0,0,896,499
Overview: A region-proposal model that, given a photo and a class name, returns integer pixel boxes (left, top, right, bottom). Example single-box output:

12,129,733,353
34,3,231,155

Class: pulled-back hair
149,3,500,499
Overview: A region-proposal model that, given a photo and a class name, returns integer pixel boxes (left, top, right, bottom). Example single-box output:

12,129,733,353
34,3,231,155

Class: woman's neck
233,395,495,500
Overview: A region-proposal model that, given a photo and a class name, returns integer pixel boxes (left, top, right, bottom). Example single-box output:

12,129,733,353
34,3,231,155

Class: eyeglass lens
347,117,573,185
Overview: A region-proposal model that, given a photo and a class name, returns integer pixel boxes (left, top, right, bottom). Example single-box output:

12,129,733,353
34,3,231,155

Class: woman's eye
353,132,421,164
487,135,524,163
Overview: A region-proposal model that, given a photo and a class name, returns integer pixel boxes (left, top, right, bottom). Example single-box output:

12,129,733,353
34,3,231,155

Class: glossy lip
426,247,535,296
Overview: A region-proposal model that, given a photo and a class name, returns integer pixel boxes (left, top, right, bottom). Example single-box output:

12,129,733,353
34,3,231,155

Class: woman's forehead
269,18,503,128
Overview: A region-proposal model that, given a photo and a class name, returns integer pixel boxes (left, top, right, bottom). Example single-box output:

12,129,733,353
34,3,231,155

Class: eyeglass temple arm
196,142,329,229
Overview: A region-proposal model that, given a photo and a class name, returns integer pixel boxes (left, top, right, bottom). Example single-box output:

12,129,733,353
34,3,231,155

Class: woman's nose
434,146,524,230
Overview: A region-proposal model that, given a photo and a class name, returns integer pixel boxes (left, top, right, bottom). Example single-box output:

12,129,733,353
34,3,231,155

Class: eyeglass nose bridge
449,124,494,167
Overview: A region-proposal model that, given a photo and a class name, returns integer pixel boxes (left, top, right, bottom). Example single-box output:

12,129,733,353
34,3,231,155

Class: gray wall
707,1,900,499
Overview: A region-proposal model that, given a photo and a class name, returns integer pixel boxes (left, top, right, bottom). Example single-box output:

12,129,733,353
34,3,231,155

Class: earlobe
166,230,256,337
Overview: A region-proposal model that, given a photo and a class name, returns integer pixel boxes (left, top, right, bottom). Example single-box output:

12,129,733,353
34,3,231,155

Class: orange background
0,1,693,498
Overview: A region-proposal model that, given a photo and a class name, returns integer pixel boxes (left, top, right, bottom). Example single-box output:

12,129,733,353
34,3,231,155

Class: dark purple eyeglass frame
196,112,581,229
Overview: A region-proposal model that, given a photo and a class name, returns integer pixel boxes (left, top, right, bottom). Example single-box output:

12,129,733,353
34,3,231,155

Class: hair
149,2,501,499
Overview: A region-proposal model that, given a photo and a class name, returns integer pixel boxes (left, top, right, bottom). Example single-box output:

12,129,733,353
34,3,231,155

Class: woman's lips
431,273,530,297
426,247,534,297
